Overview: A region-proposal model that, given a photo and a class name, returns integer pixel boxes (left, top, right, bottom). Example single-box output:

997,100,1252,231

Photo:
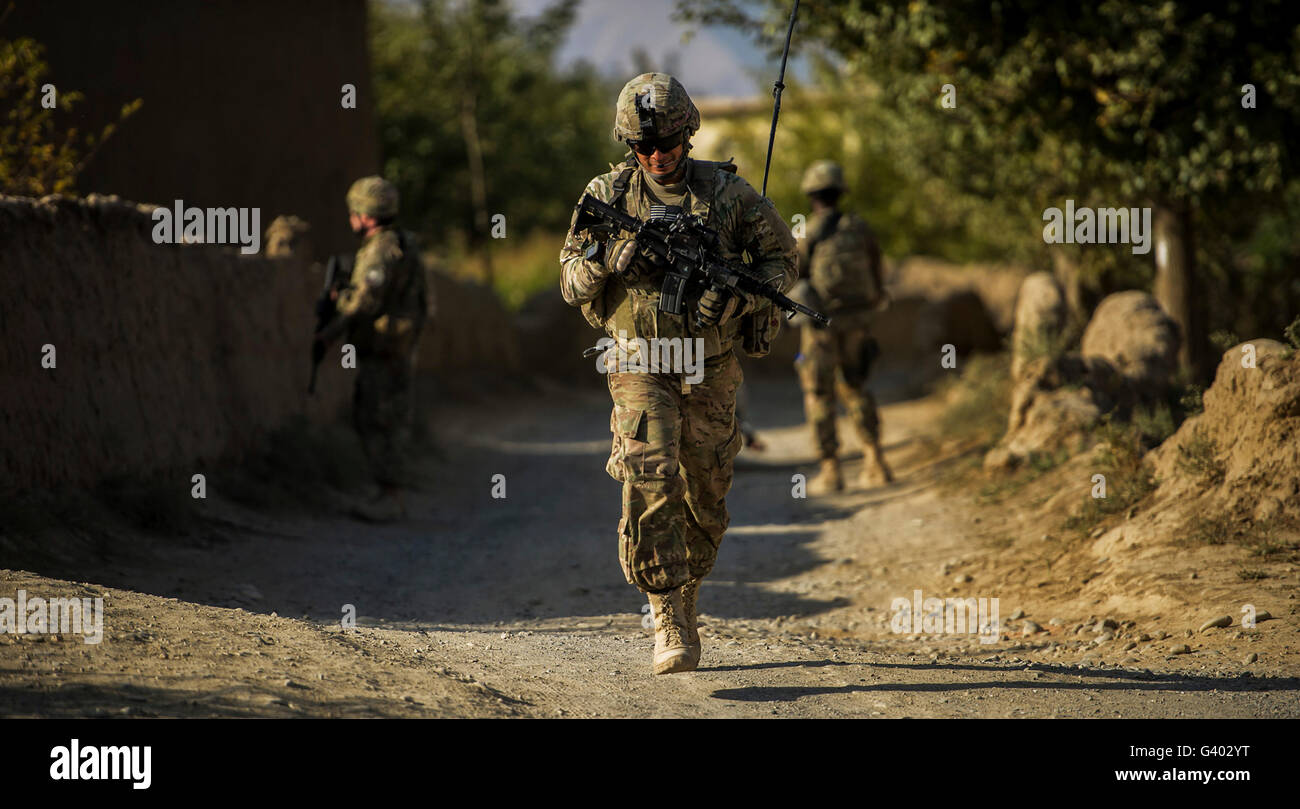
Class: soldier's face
634,140,687,178
350,212,377,235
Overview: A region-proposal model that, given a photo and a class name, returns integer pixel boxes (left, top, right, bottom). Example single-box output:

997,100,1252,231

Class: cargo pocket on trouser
836,328,874,390
606,404,645,482
609,392,691,592
607,403,641,587
711,419,744,534
715,420,743,467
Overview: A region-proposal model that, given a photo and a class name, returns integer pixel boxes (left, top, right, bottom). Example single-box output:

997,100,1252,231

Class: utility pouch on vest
739,302,781,358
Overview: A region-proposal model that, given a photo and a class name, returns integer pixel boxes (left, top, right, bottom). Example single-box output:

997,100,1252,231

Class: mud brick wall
0,194,525,490
419,271,522,376
0,194,352,490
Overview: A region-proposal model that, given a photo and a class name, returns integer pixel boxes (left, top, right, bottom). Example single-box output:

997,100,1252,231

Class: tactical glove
696,287,744,329
604,238,639,277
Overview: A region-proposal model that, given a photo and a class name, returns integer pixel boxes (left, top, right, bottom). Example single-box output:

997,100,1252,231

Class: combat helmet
800,160,848,195
346,176,399,219
612,72,700,144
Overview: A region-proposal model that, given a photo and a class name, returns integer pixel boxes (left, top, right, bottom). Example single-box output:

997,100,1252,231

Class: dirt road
3,377,1297,718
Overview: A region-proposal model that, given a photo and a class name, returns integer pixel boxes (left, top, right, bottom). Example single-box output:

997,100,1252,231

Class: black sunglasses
628,132,686,156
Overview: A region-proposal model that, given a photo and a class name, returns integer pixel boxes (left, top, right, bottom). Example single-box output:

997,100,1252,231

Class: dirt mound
1069,341,1300,635
943,342,1297,663
983,355,1107,469
1148,340,1300,523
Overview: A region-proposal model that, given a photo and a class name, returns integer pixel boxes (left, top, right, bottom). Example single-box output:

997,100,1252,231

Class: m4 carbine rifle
574,194,830,329
308,252,354,394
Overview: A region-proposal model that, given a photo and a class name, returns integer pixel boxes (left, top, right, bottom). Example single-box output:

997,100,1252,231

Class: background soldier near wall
315,176,430,522
559,72,798,675
793,160,894,495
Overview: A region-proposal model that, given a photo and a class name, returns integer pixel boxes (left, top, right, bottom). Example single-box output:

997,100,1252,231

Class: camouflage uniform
560,74,798,596
795,161,892,486
333,177,428,489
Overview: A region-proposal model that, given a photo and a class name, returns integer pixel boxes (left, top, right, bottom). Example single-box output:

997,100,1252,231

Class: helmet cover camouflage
800,160,848,195
612,73,700,143
347,176,399,219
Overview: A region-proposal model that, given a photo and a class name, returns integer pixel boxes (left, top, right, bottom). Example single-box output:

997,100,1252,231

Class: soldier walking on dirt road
792,160,893,494
314,176,429,522
560,73,798,674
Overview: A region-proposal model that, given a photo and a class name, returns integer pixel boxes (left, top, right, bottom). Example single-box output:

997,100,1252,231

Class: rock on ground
1080,290,1181,398
985,291,1182,470
1010,271,1066,380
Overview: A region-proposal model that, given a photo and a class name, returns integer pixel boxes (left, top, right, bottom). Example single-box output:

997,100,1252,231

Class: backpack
801,211,882,315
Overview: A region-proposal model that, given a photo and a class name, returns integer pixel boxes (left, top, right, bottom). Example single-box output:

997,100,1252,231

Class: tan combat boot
647,589,696,675
858,440,894,489
807,457,844,496
680,578,702,667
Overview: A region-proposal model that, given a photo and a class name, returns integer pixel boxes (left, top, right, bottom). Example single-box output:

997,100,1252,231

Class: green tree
709,60,1034,265
684,0,1300,378
369,0,620,281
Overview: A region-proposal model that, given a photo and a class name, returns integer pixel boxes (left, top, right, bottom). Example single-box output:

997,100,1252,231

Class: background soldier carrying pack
793,159,894,494
315,176,429,522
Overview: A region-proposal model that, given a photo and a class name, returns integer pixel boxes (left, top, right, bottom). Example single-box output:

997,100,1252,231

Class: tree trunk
1152,202,1201,380
460,90,493,288
1048,246,1087,332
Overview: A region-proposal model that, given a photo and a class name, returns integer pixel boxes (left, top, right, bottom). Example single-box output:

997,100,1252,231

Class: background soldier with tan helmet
315,176,430,522
560,73,798,675
793,160,893,494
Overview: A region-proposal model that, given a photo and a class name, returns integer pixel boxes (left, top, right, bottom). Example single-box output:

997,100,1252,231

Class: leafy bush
1174,430,1225,485
1062,417,1158,535
0,34,139,195
937,352,1013,449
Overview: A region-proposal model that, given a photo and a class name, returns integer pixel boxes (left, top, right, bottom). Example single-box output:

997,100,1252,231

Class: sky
511,0,807,99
